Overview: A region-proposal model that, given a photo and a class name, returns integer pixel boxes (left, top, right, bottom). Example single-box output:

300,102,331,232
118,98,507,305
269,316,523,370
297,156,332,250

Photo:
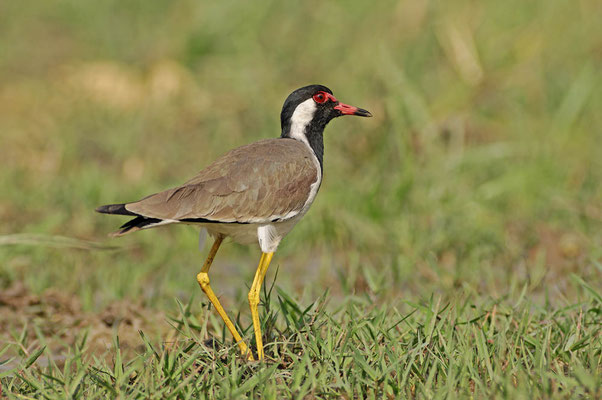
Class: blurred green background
1,0,600,316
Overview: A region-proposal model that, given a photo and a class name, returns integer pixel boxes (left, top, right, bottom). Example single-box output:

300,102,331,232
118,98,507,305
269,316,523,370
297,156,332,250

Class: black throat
281,116,326,171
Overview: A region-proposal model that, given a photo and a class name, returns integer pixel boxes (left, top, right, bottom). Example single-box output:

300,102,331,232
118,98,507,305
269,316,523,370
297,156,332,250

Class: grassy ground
1,0,601,398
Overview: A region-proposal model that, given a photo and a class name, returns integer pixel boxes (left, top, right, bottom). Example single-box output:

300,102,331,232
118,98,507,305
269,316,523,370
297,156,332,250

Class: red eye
313,92,327,104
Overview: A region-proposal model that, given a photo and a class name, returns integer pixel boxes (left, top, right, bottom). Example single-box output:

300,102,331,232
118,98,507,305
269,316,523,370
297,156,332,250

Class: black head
280,84,371,135
280,85,371,167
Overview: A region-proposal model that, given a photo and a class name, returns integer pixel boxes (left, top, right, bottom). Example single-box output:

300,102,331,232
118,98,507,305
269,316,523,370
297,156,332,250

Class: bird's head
280,84,372,142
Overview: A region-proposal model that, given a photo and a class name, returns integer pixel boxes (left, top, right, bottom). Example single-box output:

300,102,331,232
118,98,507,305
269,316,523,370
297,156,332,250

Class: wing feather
125,139,319,223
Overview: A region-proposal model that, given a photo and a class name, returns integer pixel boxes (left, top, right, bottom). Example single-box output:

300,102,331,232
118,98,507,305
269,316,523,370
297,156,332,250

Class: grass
2,280,601,398
1,0,601,398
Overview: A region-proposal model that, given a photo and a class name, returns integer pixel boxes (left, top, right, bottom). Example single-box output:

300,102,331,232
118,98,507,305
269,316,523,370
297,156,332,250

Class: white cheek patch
289,98,316,146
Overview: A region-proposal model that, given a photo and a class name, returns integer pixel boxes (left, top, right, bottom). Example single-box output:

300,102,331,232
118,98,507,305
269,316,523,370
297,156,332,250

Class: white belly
201,212,305,253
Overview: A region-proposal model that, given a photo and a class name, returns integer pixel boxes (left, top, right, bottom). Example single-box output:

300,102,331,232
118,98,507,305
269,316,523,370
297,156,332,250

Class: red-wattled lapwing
96,85,371,360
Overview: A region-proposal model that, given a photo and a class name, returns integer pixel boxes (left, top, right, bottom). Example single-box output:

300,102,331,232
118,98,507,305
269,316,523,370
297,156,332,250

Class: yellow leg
248,252,274,361
197,235,253,360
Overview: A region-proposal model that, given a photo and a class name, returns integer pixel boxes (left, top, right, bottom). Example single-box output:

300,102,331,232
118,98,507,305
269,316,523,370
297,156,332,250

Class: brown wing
125,138,319,223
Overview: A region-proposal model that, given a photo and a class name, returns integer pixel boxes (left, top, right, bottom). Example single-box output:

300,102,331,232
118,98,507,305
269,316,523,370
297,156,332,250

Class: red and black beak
334,101,372,117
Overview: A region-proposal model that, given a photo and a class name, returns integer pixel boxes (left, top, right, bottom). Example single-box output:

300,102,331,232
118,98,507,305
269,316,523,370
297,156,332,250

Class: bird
96,84,372,360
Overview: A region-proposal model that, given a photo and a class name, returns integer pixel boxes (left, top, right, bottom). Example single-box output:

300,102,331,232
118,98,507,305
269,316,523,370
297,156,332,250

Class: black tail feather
112,216,163,236
96,203,137,216
96,203,164,236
